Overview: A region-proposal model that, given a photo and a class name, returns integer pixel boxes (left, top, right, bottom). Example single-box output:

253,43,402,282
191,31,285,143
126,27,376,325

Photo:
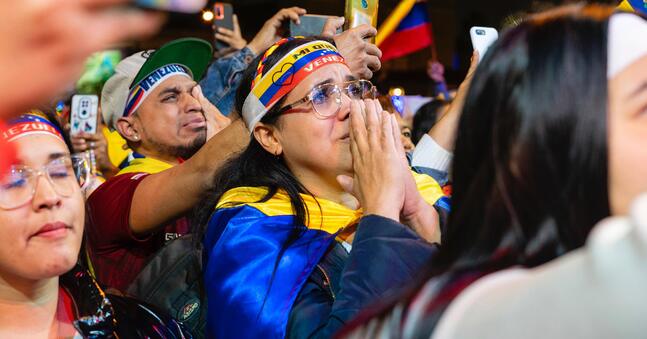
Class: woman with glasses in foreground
0,112,190,337
197,37,450,338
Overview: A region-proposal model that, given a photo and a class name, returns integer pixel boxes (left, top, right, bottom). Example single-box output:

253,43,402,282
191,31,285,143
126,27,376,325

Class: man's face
133,75,207,159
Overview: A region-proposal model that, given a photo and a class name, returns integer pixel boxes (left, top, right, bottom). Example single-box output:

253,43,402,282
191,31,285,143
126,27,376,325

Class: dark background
138,0,620,95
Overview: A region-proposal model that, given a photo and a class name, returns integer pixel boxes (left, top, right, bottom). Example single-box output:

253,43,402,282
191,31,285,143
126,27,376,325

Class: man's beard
150,127,207,160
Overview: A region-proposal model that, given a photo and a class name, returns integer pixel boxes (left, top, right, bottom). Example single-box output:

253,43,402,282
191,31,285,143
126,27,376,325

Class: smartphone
213,2,234,50
134,0,207,13
344,0,379,30
70,95,99,135
290,15,341,37
470,27,499,62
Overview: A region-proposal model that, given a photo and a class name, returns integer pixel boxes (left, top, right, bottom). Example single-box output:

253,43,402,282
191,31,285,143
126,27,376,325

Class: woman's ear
116,116,141,143
253,123,283,156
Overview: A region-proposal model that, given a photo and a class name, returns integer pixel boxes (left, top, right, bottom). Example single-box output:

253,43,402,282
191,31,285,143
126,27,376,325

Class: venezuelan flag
203,171,448,338
618,0,647,15
377,0,434,62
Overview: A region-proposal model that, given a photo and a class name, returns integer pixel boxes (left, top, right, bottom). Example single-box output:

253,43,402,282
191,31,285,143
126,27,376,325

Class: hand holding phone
70,95,99,135
290,14,342,37
213,3,235,50
470,26,498,63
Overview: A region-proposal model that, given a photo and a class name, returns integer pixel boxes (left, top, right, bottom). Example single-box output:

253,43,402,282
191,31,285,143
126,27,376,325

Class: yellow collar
218,186,362,235
117,155,174,175
216,171,445,234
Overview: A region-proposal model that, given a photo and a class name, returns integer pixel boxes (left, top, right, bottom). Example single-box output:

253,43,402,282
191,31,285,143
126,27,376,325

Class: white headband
607,13,647,79
123,64,192,117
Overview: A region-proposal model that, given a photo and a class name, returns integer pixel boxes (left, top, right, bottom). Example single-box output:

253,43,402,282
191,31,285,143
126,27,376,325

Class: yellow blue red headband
242,39,347,131
2,113,64,143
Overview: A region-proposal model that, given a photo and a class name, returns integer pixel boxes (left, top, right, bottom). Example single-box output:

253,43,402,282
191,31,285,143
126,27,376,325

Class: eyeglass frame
0,154,90,210
276,79,378,118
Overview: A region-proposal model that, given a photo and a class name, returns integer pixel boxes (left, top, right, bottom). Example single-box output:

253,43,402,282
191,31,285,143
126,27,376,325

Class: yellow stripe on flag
617,0,634,12
376,0,417,47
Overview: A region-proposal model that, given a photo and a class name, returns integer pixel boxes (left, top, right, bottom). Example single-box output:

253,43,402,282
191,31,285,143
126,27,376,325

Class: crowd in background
0,0,646,338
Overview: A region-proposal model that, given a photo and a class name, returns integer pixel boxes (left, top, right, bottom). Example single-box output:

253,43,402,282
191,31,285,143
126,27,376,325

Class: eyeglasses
0,155,90,209
277,79,377,118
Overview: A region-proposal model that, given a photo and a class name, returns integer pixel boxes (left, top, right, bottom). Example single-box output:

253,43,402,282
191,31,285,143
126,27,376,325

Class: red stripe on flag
380,23,434,62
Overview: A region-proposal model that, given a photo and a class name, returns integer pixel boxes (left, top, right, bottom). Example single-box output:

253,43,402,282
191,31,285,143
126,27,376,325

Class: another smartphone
213,2,234,50
470,26,499,62
134,0,207,13
344,0,379,30
70,95,99,135
290,14,341,37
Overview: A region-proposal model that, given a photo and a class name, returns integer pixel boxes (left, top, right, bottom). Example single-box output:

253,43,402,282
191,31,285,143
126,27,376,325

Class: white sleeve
411,134,453,172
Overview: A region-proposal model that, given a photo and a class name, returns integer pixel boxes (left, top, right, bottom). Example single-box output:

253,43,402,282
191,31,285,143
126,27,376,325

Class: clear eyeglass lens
310,80,375,117
0,156,89,209
0,167,33,208
312,84,342,117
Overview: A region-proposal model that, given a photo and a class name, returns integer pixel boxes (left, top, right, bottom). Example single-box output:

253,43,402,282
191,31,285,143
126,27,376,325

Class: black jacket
286,215,438,338
60,265,191,338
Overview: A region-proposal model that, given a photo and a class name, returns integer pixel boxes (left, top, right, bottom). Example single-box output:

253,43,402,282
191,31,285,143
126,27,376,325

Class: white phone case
70,95,99,135
470,26,499,62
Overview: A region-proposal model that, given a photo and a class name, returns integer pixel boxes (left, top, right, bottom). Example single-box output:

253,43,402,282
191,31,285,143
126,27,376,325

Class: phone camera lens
476,29,486,35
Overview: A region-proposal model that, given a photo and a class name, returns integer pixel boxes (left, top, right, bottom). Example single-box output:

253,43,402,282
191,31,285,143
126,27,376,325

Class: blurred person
201,8,383,117
197,37,448,338
85,38,248,292
0,0,163,120
378,95,415,152
340,5,647,338
0,112,190,338
408,52,479,188
411,99,449,144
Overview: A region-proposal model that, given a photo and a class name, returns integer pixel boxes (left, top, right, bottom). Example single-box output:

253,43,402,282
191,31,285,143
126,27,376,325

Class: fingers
215,31,237,45
350,24,377,40
466,50,480,79
350,100,369,153
336,175,354,195
390,114,408,161
365,43,383,59
273,7,306,25
363,99,380,147
233,14,241,35
321,16,345,37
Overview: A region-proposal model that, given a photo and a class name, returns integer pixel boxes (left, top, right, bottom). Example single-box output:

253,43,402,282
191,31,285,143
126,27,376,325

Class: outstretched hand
247,7,306,55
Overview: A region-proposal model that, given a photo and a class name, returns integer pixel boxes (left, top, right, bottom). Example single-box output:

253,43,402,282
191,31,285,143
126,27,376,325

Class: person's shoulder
88,172,149,202
107,294,192,337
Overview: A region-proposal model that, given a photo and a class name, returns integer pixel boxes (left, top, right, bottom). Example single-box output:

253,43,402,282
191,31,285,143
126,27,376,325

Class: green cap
131,38,213,88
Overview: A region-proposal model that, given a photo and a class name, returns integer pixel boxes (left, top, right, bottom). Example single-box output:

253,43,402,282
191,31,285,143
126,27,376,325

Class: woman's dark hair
195,36,334,240
340,5,617,332
437,4,613,274
411,99,449,144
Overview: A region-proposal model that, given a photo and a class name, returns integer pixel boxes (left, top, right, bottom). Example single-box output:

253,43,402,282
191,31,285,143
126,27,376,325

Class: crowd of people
0,1,645,338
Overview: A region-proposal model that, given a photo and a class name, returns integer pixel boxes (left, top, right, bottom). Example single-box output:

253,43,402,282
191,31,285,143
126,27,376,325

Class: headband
123,63,192,117
3,113,64,143
242,39,347,131
608,13,647,78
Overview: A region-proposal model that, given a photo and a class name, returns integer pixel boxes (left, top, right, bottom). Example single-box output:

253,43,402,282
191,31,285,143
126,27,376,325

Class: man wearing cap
85,38,248,291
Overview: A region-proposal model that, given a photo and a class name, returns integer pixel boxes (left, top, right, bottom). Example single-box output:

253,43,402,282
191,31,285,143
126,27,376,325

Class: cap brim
131,38,213,88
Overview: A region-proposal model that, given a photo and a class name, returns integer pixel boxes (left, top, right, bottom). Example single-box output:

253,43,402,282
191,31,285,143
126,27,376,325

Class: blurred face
273,63,355,184
608,55,647,215
132,75,207,159
0,135,84,281
394,113,415,152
